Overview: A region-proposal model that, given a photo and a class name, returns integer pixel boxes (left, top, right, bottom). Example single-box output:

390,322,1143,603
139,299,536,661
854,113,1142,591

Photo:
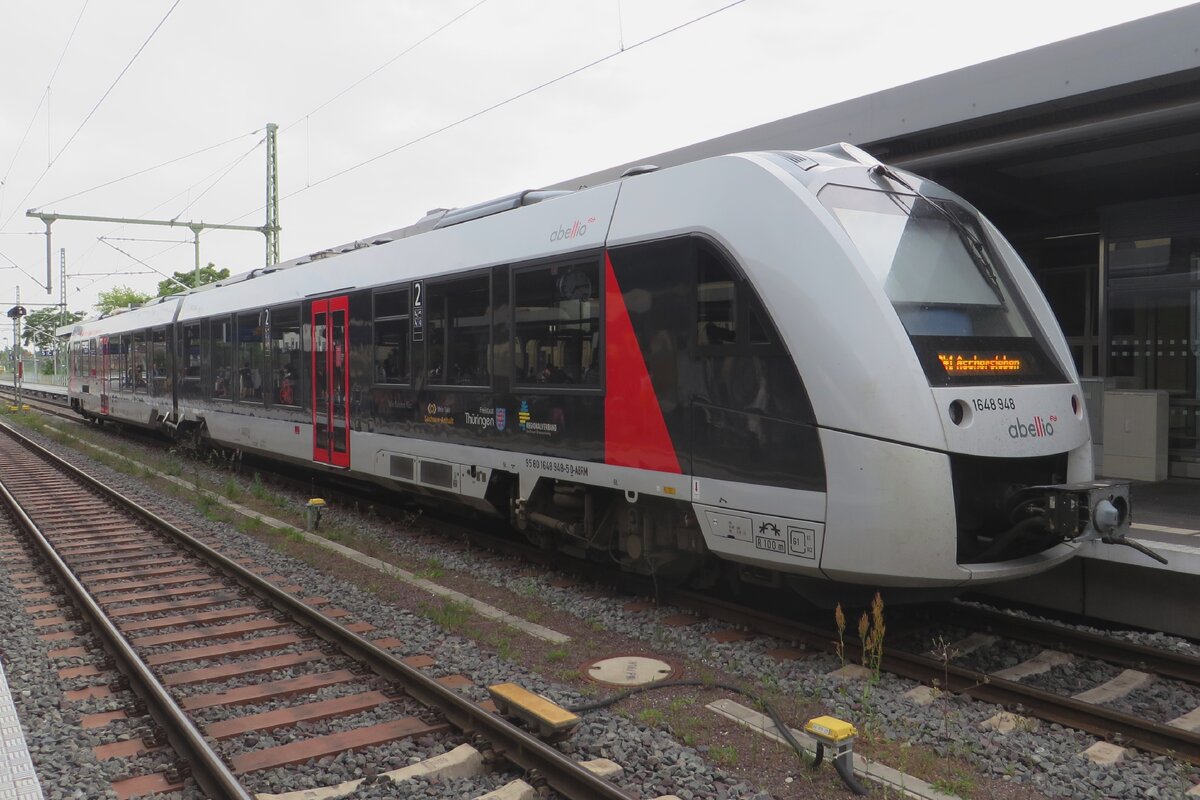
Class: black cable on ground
565,680,868,795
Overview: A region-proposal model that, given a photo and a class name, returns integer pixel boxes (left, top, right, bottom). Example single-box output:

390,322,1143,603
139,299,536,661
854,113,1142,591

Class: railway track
12,397,1200,778
663,589,1200,764
0,417,633,799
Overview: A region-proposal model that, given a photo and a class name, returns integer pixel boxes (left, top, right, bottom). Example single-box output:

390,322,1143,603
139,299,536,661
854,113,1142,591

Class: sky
0,0,1196,339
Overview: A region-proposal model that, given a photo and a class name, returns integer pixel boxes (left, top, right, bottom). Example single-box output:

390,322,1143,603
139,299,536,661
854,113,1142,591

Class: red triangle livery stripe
604,252,682,474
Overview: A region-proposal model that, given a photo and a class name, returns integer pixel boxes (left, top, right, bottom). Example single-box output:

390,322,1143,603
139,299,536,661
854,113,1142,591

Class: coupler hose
811,741,869,796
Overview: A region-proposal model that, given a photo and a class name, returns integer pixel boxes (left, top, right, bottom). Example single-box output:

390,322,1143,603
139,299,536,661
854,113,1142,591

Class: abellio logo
1009,415,1057,439
550,217,596,242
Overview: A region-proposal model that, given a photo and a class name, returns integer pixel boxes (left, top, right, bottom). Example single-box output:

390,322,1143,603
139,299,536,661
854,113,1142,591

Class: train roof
67,145,883,335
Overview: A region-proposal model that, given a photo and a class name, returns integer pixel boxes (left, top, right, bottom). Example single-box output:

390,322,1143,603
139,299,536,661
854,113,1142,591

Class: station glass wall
1106,235,1200,461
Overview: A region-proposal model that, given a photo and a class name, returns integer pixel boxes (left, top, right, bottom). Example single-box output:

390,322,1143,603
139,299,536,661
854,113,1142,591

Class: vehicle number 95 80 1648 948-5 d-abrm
525,457,589,478
971,397,1016,412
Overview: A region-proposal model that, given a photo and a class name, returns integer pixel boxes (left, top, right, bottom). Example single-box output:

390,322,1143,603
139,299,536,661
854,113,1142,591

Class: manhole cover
586,656,674,687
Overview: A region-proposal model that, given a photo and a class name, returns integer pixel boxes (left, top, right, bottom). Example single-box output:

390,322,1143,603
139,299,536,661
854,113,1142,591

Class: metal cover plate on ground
586,656,673,687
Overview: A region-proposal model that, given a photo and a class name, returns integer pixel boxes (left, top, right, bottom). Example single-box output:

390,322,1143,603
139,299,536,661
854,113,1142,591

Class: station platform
0,381,67,401
0,657,44,799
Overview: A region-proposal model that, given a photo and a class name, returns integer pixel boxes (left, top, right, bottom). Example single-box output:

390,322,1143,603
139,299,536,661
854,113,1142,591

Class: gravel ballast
3,416,1200,798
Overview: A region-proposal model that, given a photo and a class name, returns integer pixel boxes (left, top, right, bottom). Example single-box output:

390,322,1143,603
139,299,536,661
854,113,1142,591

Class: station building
555,5,1200,480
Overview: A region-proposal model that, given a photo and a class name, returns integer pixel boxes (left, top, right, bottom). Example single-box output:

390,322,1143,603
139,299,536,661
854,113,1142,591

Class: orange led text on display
937,353,1023,375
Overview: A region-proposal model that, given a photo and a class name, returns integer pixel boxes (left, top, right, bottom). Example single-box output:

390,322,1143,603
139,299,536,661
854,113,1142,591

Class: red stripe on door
604,252,681,474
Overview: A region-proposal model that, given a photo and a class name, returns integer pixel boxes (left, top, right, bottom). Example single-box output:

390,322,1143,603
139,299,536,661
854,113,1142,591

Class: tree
96,286,154,316
157,262,230,297
21,308,85,350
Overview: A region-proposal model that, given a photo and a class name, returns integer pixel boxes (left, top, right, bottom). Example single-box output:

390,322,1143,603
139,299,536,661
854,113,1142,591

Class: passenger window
130,332,148,393
270,306,302,406
427,275,490,387
112,335,129,388
150,328,168,395
180,325,202,398
514,261,601,386
698,249,737,346
236,312,266,402
210,317,233,399
373,288,410,384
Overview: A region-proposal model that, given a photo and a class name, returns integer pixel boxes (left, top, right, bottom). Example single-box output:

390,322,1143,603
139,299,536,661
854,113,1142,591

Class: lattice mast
266,122,280,266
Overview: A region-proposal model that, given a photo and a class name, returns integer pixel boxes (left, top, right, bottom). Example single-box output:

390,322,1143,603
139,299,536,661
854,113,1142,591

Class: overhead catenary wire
1,0,184,234
98,239,190,292
0,0,91,211
0,248,46,286
281,0,493,134
171,135,265,220
34,128,261,210
47,0,487,280
65,134,268,277
219,0,748,228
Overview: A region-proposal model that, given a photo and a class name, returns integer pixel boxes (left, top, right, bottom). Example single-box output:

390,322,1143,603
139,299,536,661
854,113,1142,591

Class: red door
99,336,110,415
311,297,351,467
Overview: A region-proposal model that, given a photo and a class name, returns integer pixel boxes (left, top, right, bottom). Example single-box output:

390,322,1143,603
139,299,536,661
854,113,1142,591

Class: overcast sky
0,0,1194,329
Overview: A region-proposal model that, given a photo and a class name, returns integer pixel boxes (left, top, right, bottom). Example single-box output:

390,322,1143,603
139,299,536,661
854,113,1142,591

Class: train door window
697,248,737,346
373,288,410,384
210,317,233,399
236,311,266,403
427,273,490,387
514,260,601,386
150,328,168,396
180,324,202,398
270,305,302,406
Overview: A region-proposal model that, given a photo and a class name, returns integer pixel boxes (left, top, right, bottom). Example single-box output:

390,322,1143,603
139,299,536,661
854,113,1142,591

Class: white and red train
66,143,1132,600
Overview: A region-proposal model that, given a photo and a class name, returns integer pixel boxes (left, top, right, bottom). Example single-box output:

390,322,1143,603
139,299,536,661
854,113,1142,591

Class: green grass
236,517,263,534
195,493,217,514
249,473,270,500
221,477,242,501
638,708,665,727
546,647,569,663
415,558,445,580
709,745,738,766
931,774,976,797
668,697,689,713
423,598,473,633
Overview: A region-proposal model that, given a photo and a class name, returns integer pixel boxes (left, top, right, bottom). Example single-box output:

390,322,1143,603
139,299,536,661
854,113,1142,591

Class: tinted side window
514,260,601,386
237,312,266,402
150,328,168,396
130,331,148,392
698,248,737,346
180,325,202,398
211,317,232,399
374,288,410,385
270,306,302,406
427,274,490,387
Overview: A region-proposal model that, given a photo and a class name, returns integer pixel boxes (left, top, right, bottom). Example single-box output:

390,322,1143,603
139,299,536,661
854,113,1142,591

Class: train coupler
1031,481,1166,564
1028,481,1131,541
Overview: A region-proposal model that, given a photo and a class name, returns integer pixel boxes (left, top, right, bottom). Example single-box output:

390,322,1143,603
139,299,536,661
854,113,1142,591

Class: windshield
819,183,1067,385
